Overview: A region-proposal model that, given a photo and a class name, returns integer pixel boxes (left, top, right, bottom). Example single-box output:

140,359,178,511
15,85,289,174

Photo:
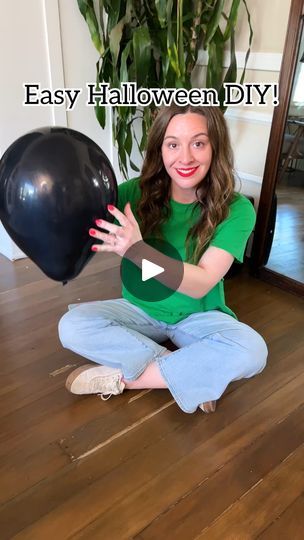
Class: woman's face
161,112,213,202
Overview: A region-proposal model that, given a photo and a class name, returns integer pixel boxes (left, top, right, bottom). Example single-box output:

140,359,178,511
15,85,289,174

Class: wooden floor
0,252,304,539
267,182,304,283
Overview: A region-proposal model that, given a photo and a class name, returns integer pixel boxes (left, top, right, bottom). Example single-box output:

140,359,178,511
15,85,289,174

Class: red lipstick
175,167,199,177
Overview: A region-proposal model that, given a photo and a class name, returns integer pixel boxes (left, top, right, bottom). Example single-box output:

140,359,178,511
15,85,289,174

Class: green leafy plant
77,0,252,177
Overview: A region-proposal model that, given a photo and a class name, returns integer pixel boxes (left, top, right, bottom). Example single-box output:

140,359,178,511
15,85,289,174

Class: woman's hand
89,202,143,257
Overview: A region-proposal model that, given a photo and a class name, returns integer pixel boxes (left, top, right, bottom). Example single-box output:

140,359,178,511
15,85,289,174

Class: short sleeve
209,194,256,263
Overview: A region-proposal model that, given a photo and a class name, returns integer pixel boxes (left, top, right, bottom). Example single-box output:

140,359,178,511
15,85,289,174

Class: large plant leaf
115,119,128,177
98,0,105,44
154,0,167,28
224,29,237,85
125,121,133,156
120,41,132,82
223,0,241,41
99,47,112,82
129,159,140,172
204,0,225,47
187,0,203,63
201,0,218,24
77,0,104,54
95,102,106,128
104,0,122,33
218,26,237,108
132,26,151,86
206,27,224,91
166,0,181,79
77,0,253,177
239,0,253,84
177,0,185,80
109,17,125,69
95,59,106,128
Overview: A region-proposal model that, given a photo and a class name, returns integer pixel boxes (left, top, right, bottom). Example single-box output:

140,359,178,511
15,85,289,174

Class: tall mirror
267,21,304,282
252,0,304,297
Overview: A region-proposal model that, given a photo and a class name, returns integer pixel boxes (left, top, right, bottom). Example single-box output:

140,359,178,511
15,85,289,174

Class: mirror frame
251,0,304,297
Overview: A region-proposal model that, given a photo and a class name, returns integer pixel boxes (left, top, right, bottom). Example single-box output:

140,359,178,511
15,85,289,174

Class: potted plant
77,0,252,177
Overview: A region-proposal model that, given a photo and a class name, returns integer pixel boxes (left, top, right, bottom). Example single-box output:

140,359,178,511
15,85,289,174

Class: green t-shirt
114,177,256,324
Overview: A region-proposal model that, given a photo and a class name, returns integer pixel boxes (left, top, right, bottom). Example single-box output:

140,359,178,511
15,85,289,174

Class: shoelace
98,393,113,401
97,377,123,400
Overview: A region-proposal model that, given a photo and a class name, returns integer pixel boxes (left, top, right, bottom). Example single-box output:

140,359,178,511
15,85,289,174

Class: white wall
225,0,291,201
0,0,291,259
0,0,114,260
58,0,115,166
193,0,292,201
0,0,55,259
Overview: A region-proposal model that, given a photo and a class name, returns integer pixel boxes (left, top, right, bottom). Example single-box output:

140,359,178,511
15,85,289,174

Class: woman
58,105,268,414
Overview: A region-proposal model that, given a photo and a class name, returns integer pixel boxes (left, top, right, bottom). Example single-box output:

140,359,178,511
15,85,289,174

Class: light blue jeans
58,298,268,413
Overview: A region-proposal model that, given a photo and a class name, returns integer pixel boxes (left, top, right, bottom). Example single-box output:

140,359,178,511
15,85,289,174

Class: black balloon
0,127,117,282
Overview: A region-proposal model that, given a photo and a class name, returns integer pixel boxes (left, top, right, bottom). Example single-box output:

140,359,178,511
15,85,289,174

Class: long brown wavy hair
136,104,235,265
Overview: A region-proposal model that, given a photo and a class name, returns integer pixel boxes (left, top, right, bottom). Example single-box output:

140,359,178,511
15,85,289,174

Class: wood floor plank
0,253,120,294
0,349,82,416
1,254,304,539
0,388,140,505
267,185,304,283
0,263,120,314
257,493,304,539
0,320,301,486
58,336,304,461
195,443,304,540
59,391,174,461
135,404,304,540
0,273,120,341
6,365,304,540
0,326,301,513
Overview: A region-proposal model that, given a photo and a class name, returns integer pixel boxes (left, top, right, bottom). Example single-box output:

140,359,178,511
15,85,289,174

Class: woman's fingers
89,203,142,257
91,243,113,252
124,201,138,225
95,203,136,234
95,219,116,233
107,205,129,227
89,229,120,244
89,228,109,242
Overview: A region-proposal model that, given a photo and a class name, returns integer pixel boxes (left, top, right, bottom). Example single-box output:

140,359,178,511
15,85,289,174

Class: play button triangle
142,258,164,281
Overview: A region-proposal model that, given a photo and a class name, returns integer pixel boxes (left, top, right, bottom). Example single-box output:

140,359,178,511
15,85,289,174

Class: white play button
142,258,164,282
121,239,184,302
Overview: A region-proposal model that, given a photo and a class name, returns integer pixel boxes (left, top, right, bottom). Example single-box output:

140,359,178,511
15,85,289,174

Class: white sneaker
65,364,125,399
